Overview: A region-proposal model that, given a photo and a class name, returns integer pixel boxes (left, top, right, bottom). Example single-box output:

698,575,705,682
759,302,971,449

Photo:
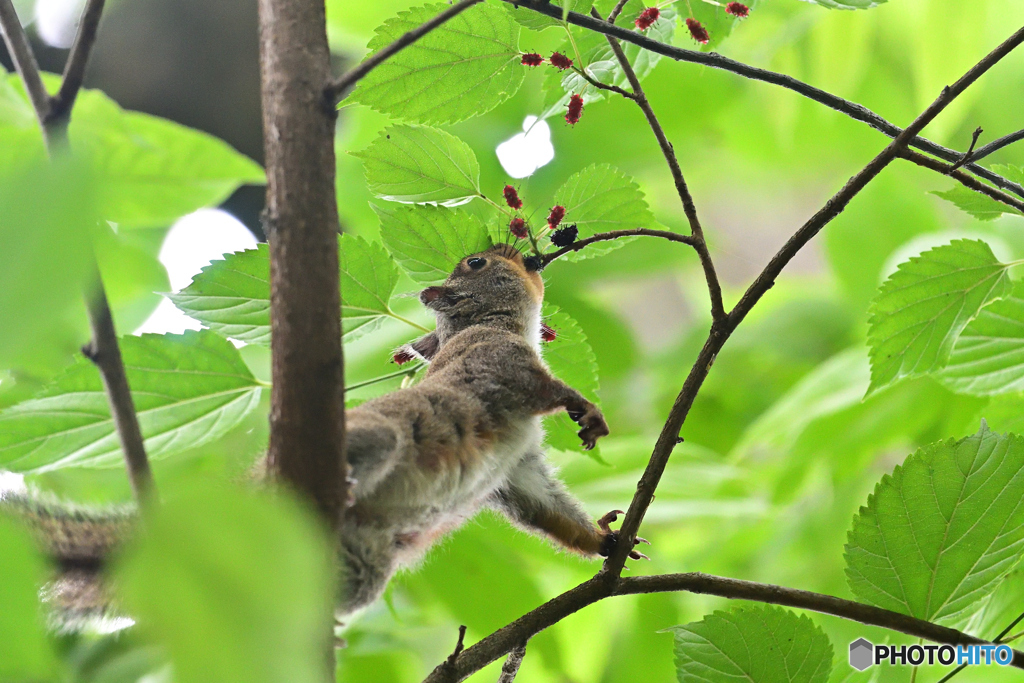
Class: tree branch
957,127,1024,166
0,0,52,130
595,9,725,322
897,147,1024,214
325,0,483,105
425,22,1024,683
424,572,1024,682
570,65,637,100
541,228,696,265
259,0,348,531
49,0,106,130
501,0,1024,201
0,0,156,503
496,643,526,683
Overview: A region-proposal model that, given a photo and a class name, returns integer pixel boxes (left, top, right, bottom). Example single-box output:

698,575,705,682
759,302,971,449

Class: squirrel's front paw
573,404,609,450
596,510,650,560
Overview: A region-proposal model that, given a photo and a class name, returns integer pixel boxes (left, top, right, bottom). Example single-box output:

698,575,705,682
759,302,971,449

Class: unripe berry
565,94,584,125
686,18,710,44
549,52,573,70
521,52,544,66
635,7,660,30
509,217,529,239
503,184,523,210
725,2,749,17
547,205,566,228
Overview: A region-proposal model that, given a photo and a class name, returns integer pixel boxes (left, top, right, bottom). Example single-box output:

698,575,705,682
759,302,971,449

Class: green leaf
940,282,1024,395
540,304,602,457
0,518,61,682
682,1,738,52
845,422,1024,625
375,203,492,284
348,2,524,124
339,232,402,321
171,236,406,344
116,484,334,683
544,164,656,261
991,164,1024,187
932,186,1022,222
1,73,265,229
507,0,594,31
0,331,264,471
671,605,833,683
353,124,481,205
540,5,676,118
799,0,886,9
169,246,274,345
866,239,1013,394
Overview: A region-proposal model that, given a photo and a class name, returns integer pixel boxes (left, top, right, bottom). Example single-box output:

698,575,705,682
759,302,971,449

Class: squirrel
2,243,645,620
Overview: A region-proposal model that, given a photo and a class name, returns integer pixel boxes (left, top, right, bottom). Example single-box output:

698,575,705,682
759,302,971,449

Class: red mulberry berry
541,323,557,342
565,94,584,125
725,2,749,17
546,205,566,228
686,18,710,44
550,224,578,247
503,184,523,210
509,217,529,239
393,348,415,365
635,7,660,30
521,52,544,66
549,52,573,70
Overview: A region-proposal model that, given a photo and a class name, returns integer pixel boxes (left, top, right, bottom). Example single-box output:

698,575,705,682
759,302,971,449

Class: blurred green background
3,0,1024,681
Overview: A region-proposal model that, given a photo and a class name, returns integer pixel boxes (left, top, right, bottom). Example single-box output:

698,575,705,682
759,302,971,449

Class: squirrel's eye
467,257,487,270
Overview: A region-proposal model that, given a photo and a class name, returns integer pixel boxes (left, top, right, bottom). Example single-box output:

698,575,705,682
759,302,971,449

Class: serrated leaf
940,282,1024,395
671,605,833,683
932,186,1022,221
0,331,263,472
799,0,885,9
845,423,1024,625
866,239,1013,394
544,164,655,261
339,233,402,319
540,304,602,458
348,2,524,124
169,246,274,345
507,0,593,30
540,5,676,119
116,484,334,683
171,236,404,344
353,125,480,205
375,203,492,284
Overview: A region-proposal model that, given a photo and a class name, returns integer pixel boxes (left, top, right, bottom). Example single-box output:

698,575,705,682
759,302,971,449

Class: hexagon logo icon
849,638,874,671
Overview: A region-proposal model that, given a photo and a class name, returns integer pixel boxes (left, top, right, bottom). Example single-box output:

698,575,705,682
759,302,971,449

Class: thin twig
948,126,983,173
898,148,1024,214
606,0,631,25
970,127,1024,163
501,0,1024,201
934,608,1024,683
49,0,106,130
0,0,52,130
541,228,697,265
570,65,637,100
81,284,156,500
0,0,156,503
594,8,725,322
325,0,483,105
497,644,526,683
423,572,1024,682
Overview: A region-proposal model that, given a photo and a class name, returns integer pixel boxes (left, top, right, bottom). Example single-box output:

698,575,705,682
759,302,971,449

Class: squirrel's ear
410,332,440,361
420,286,449,308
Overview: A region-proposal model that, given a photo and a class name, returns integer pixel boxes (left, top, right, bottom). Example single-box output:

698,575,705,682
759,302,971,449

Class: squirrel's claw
576,404,609,449
597,509,624,532
596,510,653,561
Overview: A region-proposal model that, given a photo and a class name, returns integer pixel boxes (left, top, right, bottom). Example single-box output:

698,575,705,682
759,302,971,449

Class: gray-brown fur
3,244,622,620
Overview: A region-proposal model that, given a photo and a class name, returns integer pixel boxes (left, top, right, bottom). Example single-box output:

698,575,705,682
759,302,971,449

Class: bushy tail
0,490,135,621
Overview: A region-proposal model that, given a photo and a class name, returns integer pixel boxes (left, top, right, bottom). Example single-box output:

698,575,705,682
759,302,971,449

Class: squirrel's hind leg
488,450,606,556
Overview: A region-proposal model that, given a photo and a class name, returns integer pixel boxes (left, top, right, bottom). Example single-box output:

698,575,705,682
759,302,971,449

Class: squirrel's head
419,244,544,343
